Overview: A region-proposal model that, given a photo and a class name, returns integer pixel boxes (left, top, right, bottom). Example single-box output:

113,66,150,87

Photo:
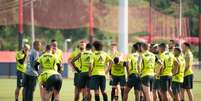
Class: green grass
0,78,201,101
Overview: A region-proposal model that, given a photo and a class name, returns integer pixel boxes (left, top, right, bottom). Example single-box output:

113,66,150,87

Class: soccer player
172,47,185,101
109,43,122,101
51,39,63,71
71,43,94,101
150,44,162,101
23,41,42,101
38,70,62,101
69,40,87,101
89,41,112,101
181,42,194,101
15,44,30,101
35,45,62,101
108,56,126,101
139,42,156,101
158,43,175,101
123,43,141,101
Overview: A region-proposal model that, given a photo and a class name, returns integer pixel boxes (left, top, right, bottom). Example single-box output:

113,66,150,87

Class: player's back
160,51,175,76
80,50,94,72
141,51,156,77
92,51,111,76
38,52,58,71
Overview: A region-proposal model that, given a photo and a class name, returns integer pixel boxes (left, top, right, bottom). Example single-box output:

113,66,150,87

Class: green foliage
151,0,199,36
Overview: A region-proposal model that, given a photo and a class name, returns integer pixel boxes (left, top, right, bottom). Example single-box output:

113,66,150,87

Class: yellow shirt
37,52,59,72
52,48,63,63
159,51,175,76
111,61,125,76
80,50,94,72
92,51,112,76
70,48,81,70
38,70,60,83
173,55,185,83
184,50,193,76
128,52,139,75
16,51,27,73
140,51,156,77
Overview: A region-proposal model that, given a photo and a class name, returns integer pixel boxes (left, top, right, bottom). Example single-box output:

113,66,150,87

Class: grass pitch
0,78,201,101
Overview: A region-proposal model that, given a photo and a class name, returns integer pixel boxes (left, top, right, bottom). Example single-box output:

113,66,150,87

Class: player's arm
172,59,179,75
156,57,163,75
34,56,41,72
70,53,81,73
34,61,40,72
57,63,62,73
105,54,113,74
17,52,27,64
105,60,113,75
124,60,130,76
88,54,94,76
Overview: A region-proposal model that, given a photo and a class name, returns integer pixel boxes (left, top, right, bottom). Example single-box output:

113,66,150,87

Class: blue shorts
111,75,126,87
90,75,106,91
182,74,193,89
160,76,172,91
77,72,90,89
16,71,24,88
127,74,141,90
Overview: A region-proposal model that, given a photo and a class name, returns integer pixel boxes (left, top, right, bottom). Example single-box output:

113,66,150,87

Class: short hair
141,42,148,50
135,42,142,51
113,57,119,64
174,47,182,54
93,41,103,51
33,40,40,46
51,39,57,43
86,43,93,50
183,42,191,49
132,43,139,51
159,43,167,49
46,45,51,51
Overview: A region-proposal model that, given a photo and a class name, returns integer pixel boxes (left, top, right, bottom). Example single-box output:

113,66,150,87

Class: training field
0,79,201,101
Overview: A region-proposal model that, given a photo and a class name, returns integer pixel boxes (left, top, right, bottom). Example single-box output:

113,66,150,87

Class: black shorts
182,74,193,89
77,72,90,89
127,74,141,91
141,76,154,90
44,74,63,92
111,75,126,87
74,73,80,87
160,76,172,91
172,82,182,95
90,75,106,91
16,71,24,88
153,78,160,90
